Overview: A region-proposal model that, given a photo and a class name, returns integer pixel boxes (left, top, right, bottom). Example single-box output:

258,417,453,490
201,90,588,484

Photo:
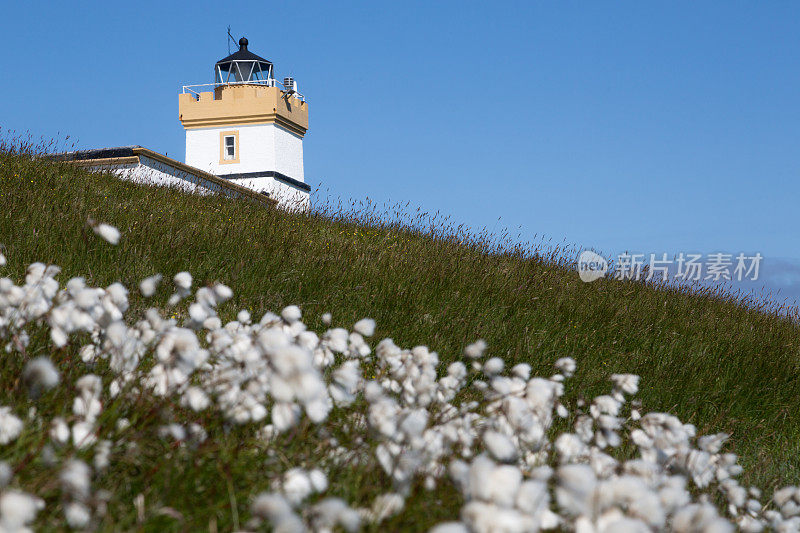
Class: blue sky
2,1,799,306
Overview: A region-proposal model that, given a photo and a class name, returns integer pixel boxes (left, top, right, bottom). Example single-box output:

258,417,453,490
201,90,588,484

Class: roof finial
239,37,248,51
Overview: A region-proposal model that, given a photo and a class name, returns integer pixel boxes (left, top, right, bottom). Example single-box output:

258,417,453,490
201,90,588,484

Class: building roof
52,145,142,161
221,170,311,193
47,146,277,206
215,37,272,68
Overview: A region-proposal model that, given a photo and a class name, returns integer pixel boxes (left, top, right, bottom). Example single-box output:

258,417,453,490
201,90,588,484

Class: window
224,136,235,160
219,131,239,164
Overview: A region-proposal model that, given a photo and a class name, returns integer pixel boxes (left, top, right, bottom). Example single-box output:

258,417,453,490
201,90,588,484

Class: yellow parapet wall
179,85,309,136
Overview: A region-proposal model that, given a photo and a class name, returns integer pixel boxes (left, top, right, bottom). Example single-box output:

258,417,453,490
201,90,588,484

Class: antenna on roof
227,26,236,54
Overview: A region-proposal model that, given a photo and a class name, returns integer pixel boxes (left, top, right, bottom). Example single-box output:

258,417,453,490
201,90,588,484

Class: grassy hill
1,146,799,530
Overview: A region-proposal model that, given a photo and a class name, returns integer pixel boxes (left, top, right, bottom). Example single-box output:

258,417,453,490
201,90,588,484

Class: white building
53,145,278,205
54,37,311,210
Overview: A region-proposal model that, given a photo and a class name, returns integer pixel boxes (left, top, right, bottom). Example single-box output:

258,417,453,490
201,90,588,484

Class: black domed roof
214,36,273,84
215,36,272,68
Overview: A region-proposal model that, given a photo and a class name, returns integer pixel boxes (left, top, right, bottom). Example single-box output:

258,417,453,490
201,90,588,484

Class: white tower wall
185,123,305,181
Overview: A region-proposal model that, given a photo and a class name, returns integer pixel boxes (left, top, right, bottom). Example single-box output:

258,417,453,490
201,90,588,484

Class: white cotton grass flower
309,497,362,532
0,252,6,268
773,486,796,508
371,493,405,522
281,305,302,323
169,271,193,305
556,463,596,516
0,407,23,445
173,272,192,291
71,421,97,449
213,283,233,302
139,274,162,297
611,374,640,396
181,387,210,412
324,328,349,354
511,363,531,380
430,523,470,533
115,418,130,433
555,433,588,463
555,357,576,378
590,395,621,418
251,492,293,519
93,440,112,470
282,469,315,505
188,302,208,323
483,431,518,463
483,357,504,375
75,374,102,402
354,318,376,337
50,417,70,445
473,455,523,508
93,223,121,245
309,469,328,493
0,490,44,531
65,501,92,528
187,423,208,444
251,492,304,531
79,345,96,363
0,462,12,488
464,339,487,359
159,424,187,442
60,460,92,500
272,403,301,433
329,360,362,406
22,356,60,398
237,309,251,324
321,312,332,325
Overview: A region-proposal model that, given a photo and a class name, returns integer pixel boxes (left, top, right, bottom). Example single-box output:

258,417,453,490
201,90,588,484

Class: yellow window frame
219,130,240,164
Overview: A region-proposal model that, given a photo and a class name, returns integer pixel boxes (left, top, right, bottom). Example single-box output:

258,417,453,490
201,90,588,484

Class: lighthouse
178,37,311,208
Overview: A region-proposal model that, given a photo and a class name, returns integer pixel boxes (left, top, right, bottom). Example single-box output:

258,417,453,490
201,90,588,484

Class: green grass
1,146,800,530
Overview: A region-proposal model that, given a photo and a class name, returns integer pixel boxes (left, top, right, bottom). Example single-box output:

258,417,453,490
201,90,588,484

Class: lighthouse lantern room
214,37,274,84
179,37,311,208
